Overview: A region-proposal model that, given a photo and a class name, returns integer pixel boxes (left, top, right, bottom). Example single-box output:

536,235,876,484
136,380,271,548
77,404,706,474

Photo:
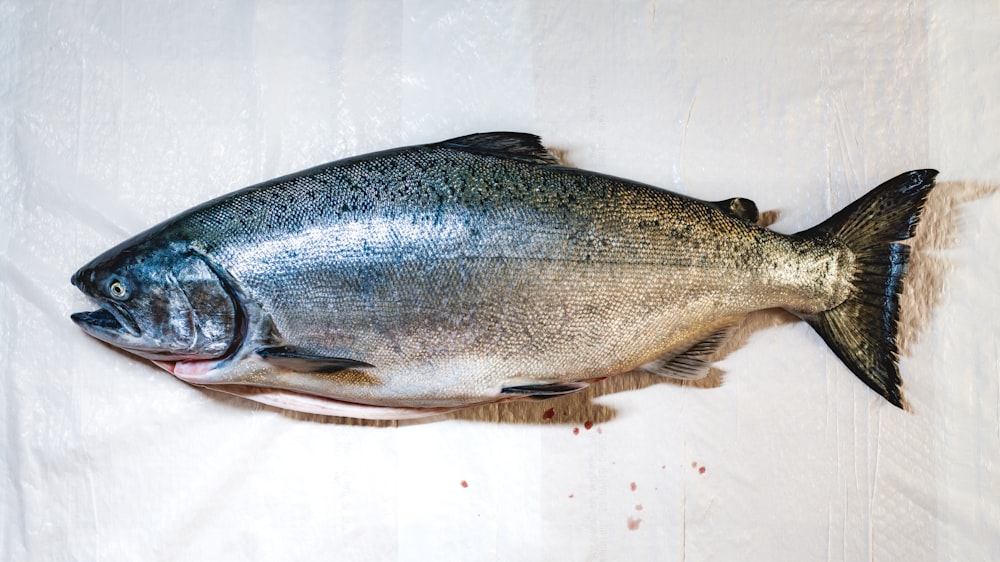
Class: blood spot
584,421,593,430
630,482,637,491
461,480,469,488
542,408,555,419
699,466,706,474
627,516,642,530
635,504,643,511
568,493,574,499
572,427,580,435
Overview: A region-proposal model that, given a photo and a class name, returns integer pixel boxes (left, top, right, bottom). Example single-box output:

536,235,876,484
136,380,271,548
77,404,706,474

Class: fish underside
71,132,938,419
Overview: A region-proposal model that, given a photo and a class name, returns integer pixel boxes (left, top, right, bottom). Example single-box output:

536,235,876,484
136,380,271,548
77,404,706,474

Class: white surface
2,1,998,560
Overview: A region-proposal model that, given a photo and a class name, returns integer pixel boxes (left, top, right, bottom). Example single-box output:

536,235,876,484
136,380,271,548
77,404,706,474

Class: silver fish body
71,133,937,418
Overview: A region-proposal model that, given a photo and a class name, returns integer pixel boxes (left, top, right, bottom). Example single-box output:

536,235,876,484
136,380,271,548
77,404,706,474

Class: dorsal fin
437,132,559,165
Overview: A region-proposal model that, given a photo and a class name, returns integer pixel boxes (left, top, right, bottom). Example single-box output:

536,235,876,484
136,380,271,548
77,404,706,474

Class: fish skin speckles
71,132,937,419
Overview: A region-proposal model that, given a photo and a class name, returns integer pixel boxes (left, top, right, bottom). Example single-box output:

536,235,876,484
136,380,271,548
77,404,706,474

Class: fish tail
796,169,939,408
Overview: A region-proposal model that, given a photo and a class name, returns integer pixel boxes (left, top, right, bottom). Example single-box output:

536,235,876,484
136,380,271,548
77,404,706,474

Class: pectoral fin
256,346,374,373
640,325,737,380
501,382,589,399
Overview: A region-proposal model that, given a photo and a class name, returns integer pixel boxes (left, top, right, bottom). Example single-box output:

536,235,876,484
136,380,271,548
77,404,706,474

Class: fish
70,132,938,420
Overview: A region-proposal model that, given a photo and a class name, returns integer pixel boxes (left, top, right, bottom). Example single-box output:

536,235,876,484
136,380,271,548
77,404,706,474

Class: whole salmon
70,133,937,419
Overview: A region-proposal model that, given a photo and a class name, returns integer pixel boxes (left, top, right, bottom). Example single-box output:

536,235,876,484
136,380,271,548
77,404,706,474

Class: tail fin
796,169,938,408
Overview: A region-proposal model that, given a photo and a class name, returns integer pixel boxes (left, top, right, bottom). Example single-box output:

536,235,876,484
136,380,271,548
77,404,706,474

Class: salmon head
71,236,238,363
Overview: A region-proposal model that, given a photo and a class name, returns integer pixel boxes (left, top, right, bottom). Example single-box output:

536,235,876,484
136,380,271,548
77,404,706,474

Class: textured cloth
2,2,998,560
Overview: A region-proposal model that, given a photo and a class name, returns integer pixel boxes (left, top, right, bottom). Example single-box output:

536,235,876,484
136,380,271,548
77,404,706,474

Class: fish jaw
70,303,164,360
71,302,214,363
71,302,140,341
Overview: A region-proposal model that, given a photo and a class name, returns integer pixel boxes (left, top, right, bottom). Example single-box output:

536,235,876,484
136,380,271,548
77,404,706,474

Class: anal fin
256,345,373,373
640,324,737,380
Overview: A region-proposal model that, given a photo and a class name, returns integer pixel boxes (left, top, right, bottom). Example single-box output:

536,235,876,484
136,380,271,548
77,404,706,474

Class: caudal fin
796,169,938,408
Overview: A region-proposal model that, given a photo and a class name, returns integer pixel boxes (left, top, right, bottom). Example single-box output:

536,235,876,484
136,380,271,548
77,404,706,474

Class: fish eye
108,277,129,300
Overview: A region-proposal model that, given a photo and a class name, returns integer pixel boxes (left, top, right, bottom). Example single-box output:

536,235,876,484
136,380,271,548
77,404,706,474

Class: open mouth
71,301,140,338
71,308,121,330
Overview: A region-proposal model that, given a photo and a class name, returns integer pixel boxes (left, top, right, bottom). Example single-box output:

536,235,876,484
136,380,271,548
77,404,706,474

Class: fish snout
71,266,93,290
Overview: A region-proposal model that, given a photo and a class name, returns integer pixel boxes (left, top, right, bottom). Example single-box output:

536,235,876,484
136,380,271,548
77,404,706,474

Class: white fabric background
2,1,998,560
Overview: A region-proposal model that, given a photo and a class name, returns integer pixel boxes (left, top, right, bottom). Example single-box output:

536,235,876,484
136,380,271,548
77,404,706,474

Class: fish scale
71,133,937,418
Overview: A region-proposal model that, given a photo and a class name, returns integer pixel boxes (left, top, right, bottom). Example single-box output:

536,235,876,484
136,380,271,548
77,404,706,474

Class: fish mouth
71,308,123,330
71,300,141,340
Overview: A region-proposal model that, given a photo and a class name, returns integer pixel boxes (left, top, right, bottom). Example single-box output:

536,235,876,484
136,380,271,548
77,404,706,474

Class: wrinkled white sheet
2,1,999,560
